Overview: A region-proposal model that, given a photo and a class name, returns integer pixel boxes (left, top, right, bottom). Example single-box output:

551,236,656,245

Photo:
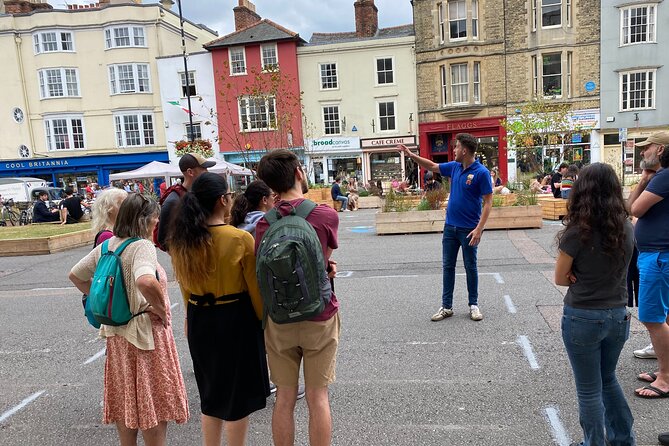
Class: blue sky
46,0,414,40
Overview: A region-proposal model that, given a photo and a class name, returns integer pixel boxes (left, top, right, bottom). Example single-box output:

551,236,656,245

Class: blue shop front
0,151,169,188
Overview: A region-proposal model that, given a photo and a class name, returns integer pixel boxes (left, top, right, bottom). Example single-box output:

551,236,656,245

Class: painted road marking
366,274,421,279
335,271,353,278
492,273,504,284
543,406,571,446
347,226,375,233
170,302,179,310
30,287,76,292
504,295,517,314
0,391,45,424
407,341,448,345
517,335,540,370
83,348,106,365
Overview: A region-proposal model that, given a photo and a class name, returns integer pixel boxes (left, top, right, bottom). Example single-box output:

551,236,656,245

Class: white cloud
46,0,413,40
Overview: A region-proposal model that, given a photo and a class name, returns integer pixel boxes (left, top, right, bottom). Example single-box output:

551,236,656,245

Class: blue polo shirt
439,160,493,228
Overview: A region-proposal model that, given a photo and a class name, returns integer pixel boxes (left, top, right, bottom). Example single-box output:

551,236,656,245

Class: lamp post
175,0,195,146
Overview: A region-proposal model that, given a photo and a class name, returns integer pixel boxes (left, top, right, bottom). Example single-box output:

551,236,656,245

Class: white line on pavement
170,302,179,309
0,390,45,424
335,271,353,278
83,348,106,365
29,287,76,292
407,341,448,345
366,274,421,279
493,273,505,284
517,335,540,370
543,406,571,446
504,295,517,314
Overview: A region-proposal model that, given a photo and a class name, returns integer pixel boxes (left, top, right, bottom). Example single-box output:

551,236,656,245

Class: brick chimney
354,0,378,38
4,0,52,14
233,0,261,31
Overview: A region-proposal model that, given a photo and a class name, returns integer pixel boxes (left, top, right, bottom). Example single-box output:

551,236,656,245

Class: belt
188,292,248,307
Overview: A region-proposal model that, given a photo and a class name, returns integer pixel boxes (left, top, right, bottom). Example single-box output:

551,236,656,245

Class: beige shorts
264,312,341,388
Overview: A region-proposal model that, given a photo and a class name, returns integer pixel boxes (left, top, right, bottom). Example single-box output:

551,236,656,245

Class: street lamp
175,0,195,146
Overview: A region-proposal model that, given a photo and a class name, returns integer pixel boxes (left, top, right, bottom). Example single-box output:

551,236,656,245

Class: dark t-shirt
255,198,340,321
559,221,634,309
157,191,181,250
60,196,83,223
635,168,669,252
551,172,563,198
331,183,343,200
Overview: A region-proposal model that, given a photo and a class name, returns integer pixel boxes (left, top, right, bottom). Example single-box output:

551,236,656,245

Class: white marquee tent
109,159,253,181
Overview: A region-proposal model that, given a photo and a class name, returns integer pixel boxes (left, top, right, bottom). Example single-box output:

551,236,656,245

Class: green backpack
89,238,145,326
256,200,332,324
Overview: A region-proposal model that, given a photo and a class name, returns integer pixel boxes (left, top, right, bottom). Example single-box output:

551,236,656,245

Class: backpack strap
111,237,141,255
294,199,317,219
264,207,280,225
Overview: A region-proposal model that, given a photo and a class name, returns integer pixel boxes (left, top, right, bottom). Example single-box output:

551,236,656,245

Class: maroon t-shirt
255,198,339,321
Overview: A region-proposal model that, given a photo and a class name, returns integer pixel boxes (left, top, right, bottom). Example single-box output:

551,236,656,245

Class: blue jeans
334,195,348,211
441,224,478,308
561,305,634,446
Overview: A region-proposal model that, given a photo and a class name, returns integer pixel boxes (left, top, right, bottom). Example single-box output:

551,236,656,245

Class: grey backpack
256,200,331,324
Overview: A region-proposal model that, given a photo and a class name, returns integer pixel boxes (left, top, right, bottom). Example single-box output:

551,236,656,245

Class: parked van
0,177,49,203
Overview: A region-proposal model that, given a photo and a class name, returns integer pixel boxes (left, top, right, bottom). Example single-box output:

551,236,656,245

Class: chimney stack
3,0,52,14
233,0,261,31
354,0,378,38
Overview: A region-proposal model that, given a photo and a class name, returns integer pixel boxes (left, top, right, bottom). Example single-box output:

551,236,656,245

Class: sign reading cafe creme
361,135,416,149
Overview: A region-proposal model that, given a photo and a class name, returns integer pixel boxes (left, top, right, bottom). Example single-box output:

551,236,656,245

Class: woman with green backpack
69,193,189,446
168,172,269,446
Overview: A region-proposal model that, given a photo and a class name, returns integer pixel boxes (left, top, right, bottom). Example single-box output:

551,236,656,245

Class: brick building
412,0,600,182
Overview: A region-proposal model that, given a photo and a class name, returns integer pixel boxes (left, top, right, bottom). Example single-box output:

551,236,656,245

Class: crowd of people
63,129,669,446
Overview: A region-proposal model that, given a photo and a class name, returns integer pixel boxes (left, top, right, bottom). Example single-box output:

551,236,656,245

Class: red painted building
418,116,508,183
204,0,305,165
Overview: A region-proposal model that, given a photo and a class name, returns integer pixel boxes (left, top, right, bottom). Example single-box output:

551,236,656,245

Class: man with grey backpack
255,149,340,446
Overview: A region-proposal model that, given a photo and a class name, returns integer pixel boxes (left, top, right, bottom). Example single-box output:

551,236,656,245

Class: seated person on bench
60,187,89,225
33,191,60,223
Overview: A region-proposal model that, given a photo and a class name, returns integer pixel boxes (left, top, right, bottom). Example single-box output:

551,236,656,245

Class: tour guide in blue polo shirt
399,133,493,321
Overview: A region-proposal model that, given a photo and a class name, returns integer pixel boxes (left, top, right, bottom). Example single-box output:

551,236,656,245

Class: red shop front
418,116,507,184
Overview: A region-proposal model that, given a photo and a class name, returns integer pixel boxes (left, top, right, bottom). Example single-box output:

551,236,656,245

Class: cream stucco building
297,0,419,185
0,0,217,187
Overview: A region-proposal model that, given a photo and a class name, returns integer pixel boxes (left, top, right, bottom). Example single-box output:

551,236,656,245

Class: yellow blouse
179,224,263,319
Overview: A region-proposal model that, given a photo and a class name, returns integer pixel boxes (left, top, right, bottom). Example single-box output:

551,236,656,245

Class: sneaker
297,385,305,400
431,307,453,321
634,343,657,359
269,382,277,394
469,305,483,321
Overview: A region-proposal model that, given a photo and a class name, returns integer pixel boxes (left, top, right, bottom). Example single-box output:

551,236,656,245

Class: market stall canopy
108,161,179,181
206,158,253,176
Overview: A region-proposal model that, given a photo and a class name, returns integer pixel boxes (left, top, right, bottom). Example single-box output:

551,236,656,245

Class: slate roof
308,24,414,46
205,19,305,49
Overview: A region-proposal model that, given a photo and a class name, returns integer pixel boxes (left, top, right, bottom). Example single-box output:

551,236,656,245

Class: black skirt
187,295,270,421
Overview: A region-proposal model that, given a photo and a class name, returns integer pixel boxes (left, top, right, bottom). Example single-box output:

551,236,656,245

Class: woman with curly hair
554,162,635,446
168,172,269,446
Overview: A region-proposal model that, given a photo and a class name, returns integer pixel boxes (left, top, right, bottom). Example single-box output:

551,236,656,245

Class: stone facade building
413,0,600,181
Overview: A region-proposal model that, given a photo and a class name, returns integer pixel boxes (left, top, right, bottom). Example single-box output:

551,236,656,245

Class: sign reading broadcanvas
308,137,361,153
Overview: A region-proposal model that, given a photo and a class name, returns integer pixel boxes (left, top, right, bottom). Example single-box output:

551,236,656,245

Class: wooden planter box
0,230,94,256
538,197,568,220
375,205,542,235
357,196,383,209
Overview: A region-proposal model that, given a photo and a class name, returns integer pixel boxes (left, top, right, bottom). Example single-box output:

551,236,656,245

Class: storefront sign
570,110,600,130
361,136,416,149
3,160,70,170
307,137,360,153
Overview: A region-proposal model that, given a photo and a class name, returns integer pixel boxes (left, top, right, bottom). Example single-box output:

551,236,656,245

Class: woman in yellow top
168,172,269,446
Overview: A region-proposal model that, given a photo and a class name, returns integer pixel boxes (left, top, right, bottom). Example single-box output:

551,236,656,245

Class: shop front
361,135,418,186
305,137,361,185
0,151,169,188
418,116,507,185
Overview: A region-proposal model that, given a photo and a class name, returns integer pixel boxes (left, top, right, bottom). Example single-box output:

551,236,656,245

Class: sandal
638,372,658,383
635,384,669,399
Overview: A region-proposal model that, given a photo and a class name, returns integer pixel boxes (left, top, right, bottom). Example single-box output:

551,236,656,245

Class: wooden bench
332,200,343,211
538,197,568,220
